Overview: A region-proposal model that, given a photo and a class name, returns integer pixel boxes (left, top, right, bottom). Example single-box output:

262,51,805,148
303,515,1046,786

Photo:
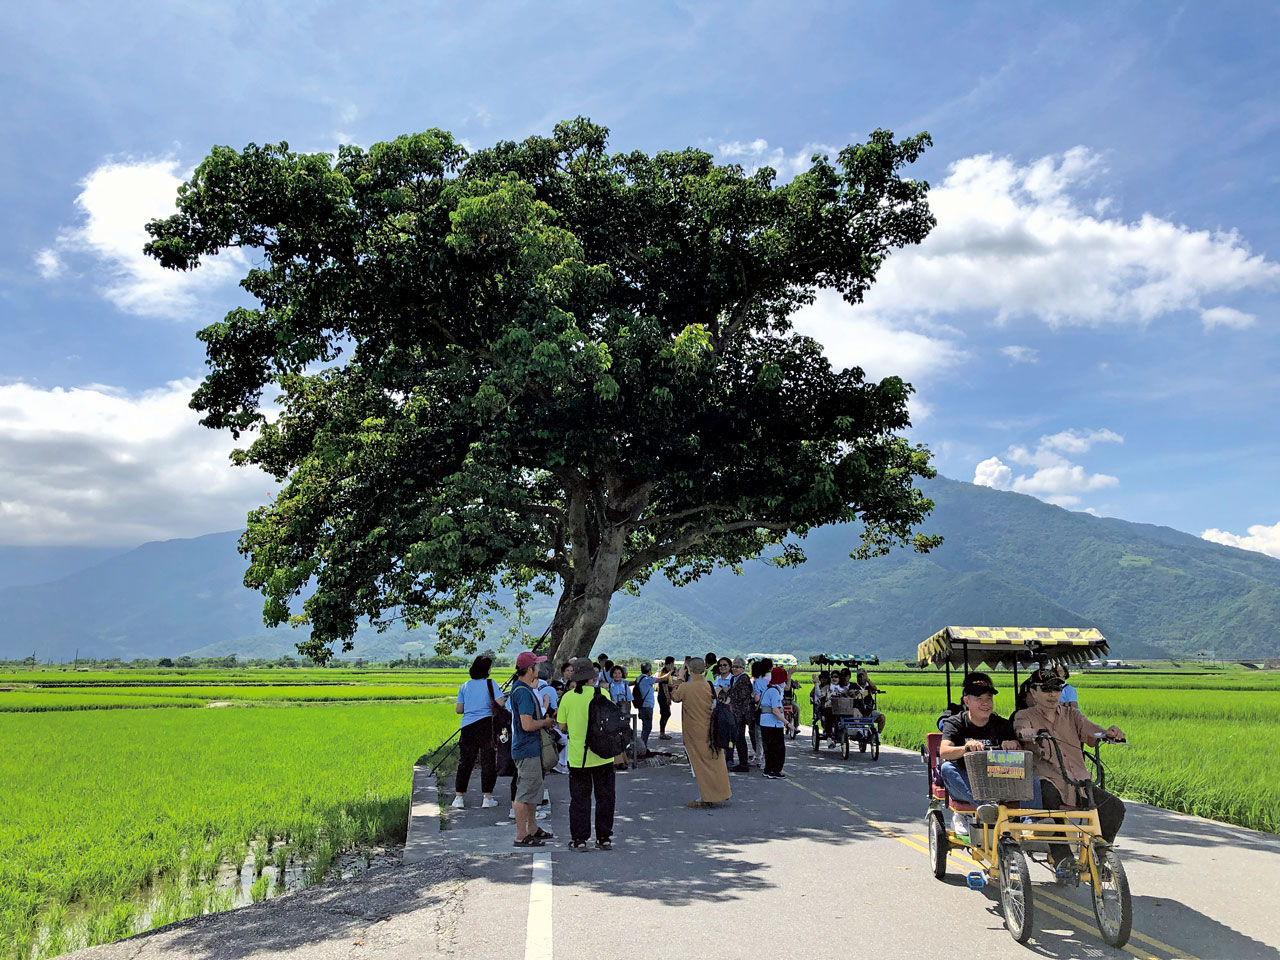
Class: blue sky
1,1,1277,555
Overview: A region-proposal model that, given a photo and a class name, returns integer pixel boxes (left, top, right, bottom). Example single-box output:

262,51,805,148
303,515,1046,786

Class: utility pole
74,648,79,670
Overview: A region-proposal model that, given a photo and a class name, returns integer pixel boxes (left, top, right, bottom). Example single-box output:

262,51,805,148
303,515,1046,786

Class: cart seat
931,784,947,800
947,800,977,813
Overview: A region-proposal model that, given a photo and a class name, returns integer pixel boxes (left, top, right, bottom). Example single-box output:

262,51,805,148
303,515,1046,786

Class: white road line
524,849,554,960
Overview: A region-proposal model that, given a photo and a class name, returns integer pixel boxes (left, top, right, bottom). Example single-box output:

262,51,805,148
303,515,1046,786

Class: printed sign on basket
984,750,1027,780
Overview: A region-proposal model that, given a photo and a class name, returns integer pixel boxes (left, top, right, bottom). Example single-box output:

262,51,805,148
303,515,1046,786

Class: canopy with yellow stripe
916,626,1108,669
745,653,798,669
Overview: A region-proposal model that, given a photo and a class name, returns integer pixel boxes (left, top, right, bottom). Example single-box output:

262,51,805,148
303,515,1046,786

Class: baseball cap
515,651,548,670
1028,668,1065,690
962,672,999,697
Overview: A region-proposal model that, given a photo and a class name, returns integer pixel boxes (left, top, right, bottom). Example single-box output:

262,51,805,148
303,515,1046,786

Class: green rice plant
0,700,457,958
250,875,269,904
0,693,206,712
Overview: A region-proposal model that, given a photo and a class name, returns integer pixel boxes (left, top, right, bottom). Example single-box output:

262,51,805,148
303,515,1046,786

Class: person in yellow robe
670,656,732,807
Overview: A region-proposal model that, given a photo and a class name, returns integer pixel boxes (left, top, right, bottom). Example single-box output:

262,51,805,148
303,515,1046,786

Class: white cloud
35,248,64,279
973,456,1013,490
41,158,246,319
790,290,968,382
0,380,277,546
1202,522,1280,560
1000,345,1038,364
974,428,1122,507
716,138,839,179
1200,306,1257,330
861,147,1279,327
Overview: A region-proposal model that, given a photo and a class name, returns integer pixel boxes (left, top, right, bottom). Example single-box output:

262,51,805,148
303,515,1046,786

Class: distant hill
0,545,127,590
3,477,1279,662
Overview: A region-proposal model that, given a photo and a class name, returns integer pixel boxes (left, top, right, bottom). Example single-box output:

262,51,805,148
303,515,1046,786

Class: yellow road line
1036,889,1200,960
788,778,1193,960
1034,900,1159,960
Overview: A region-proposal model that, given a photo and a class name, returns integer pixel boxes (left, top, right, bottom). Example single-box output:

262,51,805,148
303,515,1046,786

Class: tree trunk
545,526,629,664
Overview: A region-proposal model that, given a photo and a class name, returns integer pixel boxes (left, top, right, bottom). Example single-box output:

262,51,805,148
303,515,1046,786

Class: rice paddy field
2,662,1278,958
0,672,461,960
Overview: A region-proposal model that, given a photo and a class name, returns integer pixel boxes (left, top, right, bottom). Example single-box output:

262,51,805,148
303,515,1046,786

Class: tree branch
630,503,734,530
615,518,792,587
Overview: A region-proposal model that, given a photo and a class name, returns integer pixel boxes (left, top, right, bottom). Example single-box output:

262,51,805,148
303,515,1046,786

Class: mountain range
2,477,1278,662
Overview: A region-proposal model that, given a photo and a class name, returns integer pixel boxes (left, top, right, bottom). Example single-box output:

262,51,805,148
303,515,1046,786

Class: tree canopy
145,119,942,664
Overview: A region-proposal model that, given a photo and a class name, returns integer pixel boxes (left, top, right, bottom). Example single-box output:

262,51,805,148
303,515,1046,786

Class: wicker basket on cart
830,696,864,716
964,750,1035,802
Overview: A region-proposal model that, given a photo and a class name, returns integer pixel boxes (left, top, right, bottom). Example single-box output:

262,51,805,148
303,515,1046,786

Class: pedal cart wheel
1092,847,1132,948
999,845,1035,944
840,731,850,759
811,721,821,752
870,728,880,760
927,811,948,879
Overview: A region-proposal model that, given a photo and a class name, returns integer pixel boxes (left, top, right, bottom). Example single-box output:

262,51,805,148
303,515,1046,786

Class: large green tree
146,119,942,664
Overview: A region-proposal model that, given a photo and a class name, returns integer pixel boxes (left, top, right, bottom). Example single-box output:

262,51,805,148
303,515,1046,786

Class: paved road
69,710,1280,960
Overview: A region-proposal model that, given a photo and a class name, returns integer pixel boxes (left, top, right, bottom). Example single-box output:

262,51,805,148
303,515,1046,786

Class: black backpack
710,699,736,753
632,676,648,708
584,686,631,761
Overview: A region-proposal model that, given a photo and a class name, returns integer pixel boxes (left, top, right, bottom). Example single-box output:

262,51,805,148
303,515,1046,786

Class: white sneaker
952,812,970,836
553,764,569,775
508,808,516,820
536,810,549,820
451,796,465,810
481,797,498,809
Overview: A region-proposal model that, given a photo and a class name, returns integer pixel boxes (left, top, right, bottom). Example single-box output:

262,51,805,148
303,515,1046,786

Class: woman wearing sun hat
670,656,731,807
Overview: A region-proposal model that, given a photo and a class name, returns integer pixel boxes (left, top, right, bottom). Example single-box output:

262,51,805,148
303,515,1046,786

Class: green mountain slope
3,477,1278,661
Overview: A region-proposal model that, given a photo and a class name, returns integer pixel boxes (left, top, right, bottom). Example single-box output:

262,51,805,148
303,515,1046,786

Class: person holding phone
669,656,731,807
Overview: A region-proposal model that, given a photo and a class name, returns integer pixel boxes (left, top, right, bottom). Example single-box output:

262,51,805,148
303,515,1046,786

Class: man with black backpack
556,657,624,851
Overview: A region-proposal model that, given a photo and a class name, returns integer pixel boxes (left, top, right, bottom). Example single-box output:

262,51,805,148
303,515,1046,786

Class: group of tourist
452,650,807,848
457,649,1125,872
811,666,885,743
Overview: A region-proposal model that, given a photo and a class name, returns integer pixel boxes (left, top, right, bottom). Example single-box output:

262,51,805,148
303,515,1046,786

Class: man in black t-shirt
938,672,1019,834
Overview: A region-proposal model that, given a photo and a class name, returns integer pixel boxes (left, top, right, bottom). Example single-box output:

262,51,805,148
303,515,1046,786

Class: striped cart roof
745,653,798,668
915,626,1108,669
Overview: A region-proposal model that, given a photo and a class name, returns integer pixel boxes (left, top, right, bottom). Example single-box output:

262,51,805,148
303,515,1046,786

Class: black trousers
569,764,616,843
761,726,785,776
1040,779,1126,861
455,718,497,795
658,693,671,733
729,714,750,767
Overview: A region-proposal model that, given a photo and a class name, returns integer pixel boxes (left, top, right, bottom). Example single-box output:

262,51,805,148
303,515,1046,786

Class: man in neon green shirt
557,657,616,851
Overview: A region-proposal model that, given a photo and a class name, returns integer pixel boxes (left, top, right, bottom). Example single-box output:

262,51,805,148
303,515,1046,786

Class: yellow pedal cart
918,626,1132,947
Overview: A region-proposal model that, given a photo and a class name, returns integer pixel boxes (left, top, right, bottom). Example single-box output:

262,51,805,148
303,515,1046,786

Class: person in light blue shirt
749,661,771,768
634,662,657,752
452,656,505,809
759,666,790,779
1057,664,1079,708
712,657,733,699
608,665,632,716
